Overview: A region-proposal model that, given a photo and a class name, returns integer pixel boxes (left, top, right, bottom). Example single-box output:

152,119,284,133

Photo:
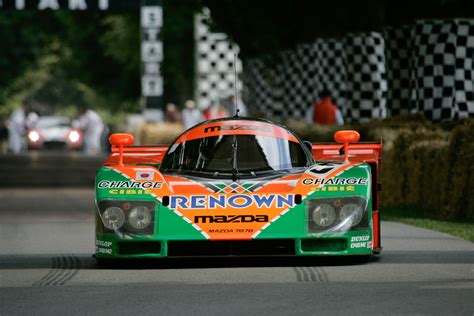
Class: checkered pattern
195,8,242,109
384,25,418,116
412,20,474,120
198,18,474,122
344,33,387,121
242,34,387,122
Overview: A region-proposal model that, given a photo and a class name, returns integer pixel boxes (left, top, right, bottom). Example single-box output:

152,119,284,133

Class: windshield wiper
231,134,239,181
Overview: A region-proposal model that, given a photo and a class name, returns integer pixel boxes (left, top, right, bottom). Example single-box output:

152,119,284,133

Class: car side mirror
334,130,360,161
109,133,134,166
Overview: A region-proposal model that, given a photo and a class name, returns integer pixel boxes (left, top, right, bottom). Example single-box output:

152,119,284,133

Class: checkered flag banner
240,20,474,122
385,20,474,120
241,33,388,123
195,8,242,110
194,13,474,122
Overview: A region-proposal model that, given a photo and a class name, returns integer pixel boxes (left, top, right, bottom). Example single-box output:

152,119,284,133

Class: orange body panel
104,146,169,166
175,120,298,144
312,142,382,163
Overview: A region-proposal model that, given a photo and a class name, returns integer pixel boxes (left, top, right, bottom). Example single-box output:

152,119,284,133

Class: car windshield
37,117,70,128
161,134,308,175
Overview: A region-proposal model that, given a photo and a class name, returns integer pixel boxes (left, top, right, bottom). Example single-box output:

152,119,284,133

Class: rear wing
311,142,382,163
104,145,169,166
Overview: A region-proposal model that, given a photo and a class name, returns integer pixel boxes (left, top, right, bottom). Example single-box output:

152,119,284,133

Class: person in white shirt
7,107,26,154
182,100,204,129
76,107,105,154
25,111,39,129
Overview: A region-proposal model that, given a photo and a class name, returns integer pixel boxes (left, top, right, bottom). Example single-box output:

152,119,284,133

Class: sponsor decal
98,180,162,189
108,189,152,195
96,240,112,255
194,214,269,223
313,185,355,192
350,236,370,249
136,171,154,180
169,194,295,210
302,177,368,186
204,125,271,133
351,236,369,242
209,228,254,233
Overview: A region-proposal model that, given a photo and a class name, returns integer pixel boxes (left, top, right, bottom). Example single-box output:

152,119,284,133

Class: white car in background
27,116,83,150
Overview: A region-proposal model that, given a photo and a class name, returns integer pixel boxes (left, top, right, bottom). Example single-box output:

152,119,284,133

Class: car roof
172,117,301,144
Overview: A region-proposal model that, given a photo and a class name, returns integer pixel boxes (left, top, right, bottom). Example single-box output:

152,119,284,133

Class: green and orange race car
95,117,382,261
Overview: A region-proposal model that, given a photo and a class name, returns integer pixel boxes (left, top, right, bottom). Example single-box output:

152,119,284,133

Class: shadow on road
0,254,376,270
1,250,472,271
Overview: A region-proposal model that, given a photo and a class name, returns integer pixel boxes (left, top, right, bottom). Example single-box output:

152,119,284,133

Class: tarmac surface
0,188,473,315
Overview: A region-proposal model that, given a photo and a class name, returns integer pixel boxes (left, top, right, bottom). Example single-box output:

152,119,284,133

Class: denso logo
169,194,295,210
204,125,271,133
194,215,269,223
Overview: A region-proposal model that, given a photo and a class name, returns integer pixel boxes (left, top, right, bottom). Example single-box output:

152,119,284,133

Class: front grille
167,239,295,257
43,141,67,150
118,242,162,255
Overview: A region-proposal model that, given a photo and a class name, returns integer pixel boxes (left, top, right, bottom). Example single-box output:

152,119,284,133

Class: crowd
162,95,248,130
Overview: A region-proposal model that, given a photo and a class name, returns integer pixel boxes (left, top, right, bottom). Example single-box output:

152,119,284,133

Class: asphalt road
0,188,473,315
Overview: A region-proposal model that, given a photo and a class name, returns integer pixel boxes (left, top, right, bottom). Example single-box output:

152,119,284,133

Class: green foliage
162,0,200,105
0,3,200,116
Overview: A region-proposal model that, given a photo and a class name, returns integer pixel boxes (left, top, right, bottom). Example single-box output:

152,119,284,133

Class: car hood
37,127,70,141
161,171,304,194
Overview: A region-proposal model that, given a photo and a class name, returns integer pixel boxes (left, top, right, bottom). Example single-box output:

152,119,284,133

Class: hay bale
444,120,474,219
135,122,184,145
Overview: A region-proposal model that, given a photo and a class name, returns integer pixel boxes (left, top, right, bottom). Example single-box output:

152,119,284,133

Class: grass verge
382,207,474,243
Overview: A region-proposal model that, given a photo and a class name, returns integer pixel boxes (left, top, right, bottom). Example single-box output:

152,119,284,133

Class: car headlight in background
306,196,367,233
312,204,336,227
68,130,81,143
102,206,125,230
128,206,152,229
339,203,364,226
28,131,40,142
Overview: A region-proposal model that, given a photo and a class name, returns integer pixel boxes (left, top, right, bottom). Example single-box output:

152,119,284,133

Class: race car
27,116,83,150
95,117,382,261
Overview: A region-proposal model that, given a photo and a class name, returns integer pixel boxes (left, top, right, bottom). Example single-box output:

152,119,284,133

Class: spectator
76,106,105,154
200,103,214,121
26,108,39,129
7,100,30,154
164,103,182,124
182,100,204,129
306,89,344,125
212,104,229,119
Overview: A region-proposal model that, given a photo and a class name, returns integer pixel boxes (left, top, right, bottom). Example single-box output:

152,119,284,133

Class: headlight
128,206,152,230
339,203,364,226
312,204,336,227
68,130,80,143
306,197,368,233
102,207,125,229
28,131,40,142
